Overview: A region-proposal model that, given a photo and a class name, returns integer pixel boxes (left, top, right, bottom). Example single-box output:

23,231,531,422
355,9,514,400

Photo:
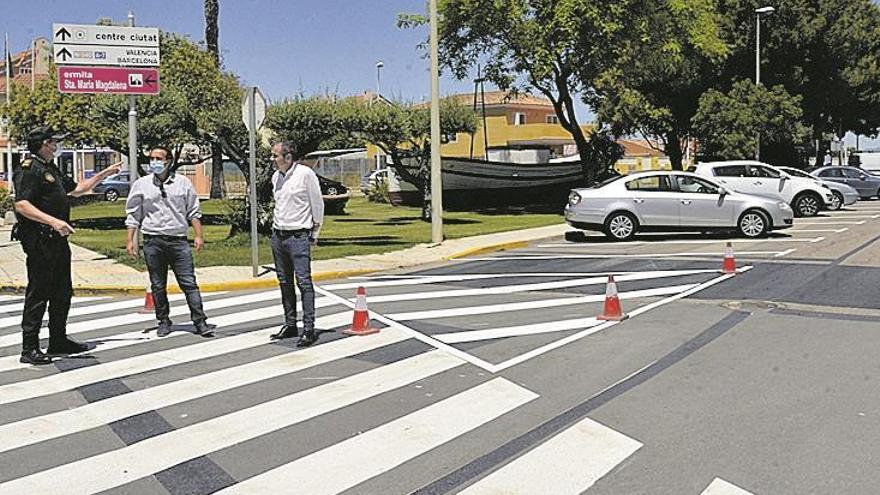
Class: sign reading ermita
54,22,161,95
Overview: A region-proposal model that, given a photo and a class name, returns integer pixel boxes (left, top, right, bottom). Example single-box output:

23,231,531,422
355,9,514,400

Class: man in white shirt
125,146,212,338
269,141,324,347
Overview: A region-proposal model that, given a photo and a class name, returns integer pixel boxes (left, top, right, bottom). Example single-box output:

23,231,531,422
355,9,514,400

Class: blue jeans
143,236,207,325
271,230,315,331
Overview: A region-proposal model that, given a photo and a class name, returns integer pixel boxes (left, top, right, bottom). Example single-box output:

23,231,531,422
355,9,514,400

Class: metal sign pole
127,11,138,185
429,0,443,244
248,87,259,277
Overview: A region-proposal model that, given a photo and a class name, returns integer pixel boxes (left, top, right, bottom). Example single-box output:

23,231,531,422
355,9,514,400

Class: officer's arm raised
69,162,123,197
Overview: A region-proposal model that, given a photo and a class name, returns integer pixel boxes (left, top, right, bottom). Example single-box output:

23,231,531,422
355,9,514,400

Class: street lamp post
755,6,775,160
375,61,384,102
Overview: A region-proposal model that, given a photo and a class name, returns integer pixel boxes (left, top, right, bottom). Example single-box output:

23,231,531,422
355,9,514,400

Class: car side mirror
719,187,729,196
860,174,868,180
780,175,788,182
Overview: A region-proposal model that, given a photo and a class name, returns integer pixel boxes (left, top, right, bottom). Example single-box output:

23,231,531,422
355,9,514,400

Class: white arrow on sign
54,44,160,67
53,24,159,47
242,87,267,132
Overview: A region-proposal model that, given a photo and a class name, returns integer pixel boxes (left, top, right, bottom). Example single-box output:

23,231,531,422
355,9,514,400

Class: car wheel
794,193,821,217
325,186,339,196
828,191,843,211
603,211,638,241
738,210,768,238
105,189,119,202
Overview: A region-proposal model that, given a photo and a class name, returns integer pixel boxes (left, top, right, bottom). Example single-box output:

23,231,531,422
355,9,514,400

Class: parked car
564,171,794,241
318,174,349,214
812,166,880,200
691,161,833,217
777,166,859,210
360,168,389,195
92,173,131,201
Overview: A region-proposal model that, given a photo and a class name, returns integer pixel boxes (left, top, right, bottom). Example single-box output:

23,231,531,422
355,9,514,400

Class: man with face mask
125,146,212,338
12,126,122,365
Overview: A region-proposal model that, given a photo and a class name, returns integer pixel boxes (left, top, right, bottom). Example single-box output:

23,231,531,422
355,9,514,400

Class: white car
691,161,834,217
777,166,859,210
564,171,794,241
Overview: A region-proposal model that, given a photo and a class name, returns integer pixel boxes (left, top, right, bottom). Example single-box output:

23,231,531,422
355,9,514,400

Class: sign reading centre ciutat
54,23,161,95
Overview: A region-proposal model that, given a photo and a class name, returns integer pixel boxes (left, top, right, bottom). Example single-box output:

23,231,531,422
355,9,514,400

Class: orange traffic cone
139,283,155,314
597,275,628,321
721,242,737,274
343,286,380,336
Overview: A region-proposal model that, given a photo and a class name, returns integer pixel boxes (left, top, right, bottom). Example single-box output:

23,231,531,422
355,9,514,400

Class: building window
514,112,527,125
94,152,110,171
546,115,559,124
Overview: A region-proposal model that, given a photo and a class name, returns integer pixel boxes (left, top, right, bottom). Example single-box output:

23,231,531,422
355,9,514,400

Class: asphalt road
2,201,880,494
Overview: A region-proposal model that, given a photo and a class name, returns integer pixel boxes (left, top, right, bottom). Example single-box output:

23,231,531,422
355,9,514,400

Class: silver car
777,166,858,210
813,166,880,199
564,171,794,241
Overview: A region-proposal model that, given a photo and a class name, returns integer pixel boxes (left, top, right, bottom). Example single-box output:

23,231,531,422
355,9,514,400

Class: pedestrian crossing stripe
701,478,756,494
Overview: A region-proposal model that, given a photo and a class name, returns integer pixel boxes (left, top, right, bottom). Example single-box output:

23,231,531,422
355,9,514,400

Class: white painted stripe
774,248,797,258
0,328,412,454
788,228,847,233
0,295,23,302
701,477,755,495
215,379,538,495
364,270,718,304
388,284,697,321
457,417,642,494
0,296,291,373
0,352,484,495
540,237,822,247
796,220,865,225
435,317,603,344
0,296,108,315
810,236,827,243
810,215,876,219
462,252,782,261
0,310,352,405
0,294,192,329
488,267,752,372
323,272,639,291
0,290,284,349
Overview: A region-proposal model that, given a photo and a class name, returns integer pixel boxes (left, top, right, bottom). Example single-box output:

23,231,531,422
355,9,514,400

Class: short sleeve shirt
13,155,76,235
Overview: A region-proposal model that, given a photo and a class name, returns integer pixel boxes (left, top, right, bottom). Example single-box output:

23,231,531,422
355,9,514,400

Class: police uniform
12,153,78,356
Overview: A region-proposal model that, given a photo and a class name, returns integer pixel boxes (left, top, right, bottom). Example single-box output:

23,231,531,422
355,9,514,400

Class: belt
143,234,188,240
273,228,310,236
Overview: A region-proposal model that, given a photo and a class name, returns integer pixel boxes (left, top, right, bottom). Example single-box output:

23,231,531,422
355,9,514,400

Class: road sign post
242,87,267,277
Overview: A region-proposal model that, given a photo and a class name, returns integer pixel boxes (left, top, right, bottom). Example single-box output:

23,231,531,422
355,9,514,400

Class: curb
445,240,530,260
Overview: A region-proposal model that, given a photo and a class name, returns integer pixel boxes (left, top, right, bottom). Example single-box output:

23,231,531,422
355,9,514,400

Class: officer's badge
21,160,31,169
44,172,55,183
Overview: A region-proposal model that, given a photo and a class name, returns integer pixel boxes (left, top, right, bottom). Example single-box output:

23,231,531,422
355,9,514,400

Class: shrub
0,187,12,219
367,177,390,204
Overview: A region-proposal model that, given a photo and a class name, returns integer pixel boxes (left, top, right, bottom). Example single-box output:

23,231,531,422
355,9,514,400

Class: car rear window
625,175,671,191
713,165,747,177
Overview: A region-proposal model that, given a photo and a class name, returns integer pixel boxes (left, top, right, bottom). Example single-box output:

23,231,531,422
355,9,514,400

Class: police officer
12,126,121,365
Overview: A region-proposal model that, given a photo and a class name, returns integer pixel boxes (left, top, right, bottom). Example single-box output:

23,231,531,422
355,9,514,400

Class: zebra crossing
0,265,749,494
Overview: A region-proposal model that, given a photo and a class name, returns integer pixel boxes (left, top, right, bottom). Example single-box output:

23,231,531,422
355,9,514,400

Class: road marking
796,220,865,225
774,248,797,257
0,310,351,405
810,236,827,243
0,327,412,454
540,237,823,247
457,417,642,495
463,252,783,261
0,293,191,329
0,296,109,315
811,215,877,219
489,267,753,372
700,478,755,494
0,351,489,495
435,317,604,343
323,272,645,290
388,284,698,321
0,295,24,303
788,228,848,233
362,270,720,304
215,379,538,495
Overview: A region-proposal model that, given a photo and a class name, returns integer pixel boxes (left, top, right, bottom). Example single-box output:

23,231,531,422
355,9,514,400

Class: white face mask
52,142,64,159
149,159,167,175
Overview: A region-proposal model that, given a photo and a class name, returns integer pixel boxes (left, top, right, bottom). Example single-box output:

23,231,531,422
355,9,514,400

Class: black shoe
20,349,53,365
194,321,214,338
296,330,318,348
156,320,173,337
47,338,89,355
270,325,298,341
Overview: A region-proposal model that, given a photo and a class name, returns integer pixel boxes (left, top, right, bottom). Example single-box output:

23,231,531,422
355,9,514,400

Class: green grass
69,197,563,269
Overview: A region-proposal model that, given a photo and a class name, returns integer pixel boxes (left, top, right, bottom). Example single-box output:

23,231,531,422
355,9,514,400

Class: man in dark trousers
269,141,324,347
125,146,212,338
13,126,121,365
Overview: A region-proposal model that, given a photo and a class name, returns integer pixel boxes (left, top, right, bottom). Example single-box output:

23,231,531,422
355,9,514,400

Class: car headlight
821,184,830,189
778,201,791,210
568,192,581,206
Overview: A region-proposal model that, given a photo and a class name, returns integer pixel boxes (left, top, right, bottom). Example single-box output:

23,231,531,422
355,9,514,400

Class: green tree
692,80,810,163
401,0,724,182
351,98,478,220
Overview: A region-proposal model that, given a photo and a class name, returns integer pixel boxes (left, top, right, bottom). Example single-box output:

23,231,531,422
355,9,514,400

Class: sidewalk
0,223,569,294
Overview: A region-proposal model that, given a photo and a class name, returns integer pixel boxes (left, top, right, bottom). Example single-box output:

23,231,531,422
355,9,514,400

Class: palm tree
204,0,225,199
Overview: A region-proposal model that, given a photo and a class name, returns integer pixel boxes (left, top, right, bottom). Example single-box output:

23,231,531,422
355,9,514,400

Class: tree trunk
665,130,684,171
204,0,220,66
210,144,225,199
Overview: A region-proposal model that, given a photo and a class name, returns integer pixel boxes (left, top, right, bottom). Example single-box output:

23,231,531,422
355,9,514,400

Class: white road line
435,317,603,344
700,477,756,494
810,215,877,219
0,350,483,495
0,295,24,303
387,284,697,321
788,228,848,233
539,237,822,247
0,328,413,454
488,267,752,372
0,310,352,405
462,252,783,261
810,236,827,243
457,417,642,495
0,293,192,329
774,248,797,258
0,296,109,315
215,379,538,495
0,290,292,349
323,272,641,290
364,270,719,304
796,220,865,225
